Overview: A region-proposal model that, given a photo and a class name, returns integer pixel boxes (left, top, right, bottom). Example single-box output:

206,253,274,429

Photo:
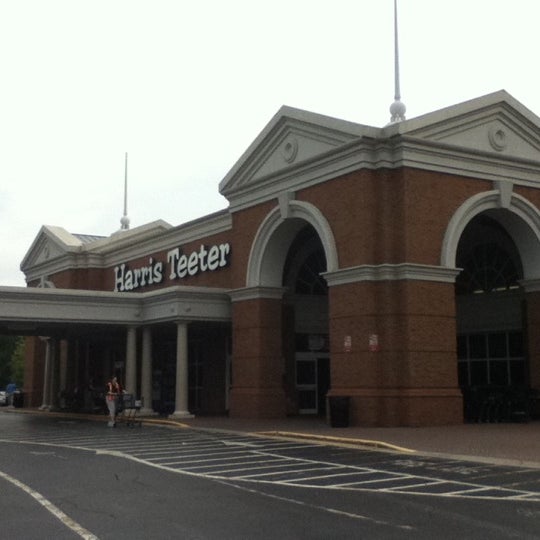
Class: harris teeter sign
114,243,231,292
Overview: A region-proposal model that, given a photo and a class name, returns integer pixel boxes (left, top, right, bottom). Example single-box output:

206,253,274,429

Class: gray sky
1,0,539,285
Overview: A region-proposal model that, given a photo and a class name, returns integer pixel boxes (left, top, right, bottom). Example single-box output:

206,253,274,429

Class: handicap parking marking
2,422,540,502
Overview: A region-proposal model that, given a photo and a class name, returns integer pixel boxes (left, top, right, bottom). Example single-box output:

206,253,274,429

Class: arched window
455,216,522,295
455,215,526,396
455,243,521,295
282,225,327,295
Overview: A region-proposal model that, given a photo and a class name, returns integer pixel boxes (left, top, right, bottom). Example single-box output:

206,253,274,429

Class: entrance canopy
0,285,232,336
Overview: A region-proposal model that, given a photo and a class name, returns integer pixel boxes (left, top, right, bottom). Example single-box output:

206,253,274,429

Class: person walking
105,376,123,427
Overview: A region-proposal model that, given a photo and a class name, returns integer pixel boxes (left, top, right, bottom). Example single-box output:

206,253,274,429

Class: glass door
296,353,318,414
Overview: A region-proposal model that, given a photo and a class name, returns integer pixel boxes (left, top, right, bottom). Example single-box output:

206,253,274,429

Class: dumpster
12,391,24,408
328,396,350,427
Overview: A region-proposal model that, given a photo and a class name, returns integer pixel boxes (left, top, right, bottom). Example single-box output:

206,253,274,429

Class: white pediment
396,90,540,160
219,91,540,211
32,238,65,265
220,106,376,197
20,226,83,272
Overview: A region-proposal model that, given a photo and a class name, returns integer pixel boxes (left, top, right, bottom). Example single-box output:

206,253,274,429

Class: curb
2,408,415,453
255,431,416,454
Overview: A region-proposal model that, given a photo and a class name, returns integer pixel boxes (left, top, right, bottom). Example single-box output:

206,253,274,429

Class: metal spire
120,152,130,230
389,0,406,123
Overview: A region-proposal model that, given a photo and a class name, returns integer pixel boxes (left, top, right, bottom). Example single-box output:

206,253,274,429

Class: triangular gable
21,220,175,273
220,91,540,211
388,90,540,160
20,225,84,271
219,106,378,198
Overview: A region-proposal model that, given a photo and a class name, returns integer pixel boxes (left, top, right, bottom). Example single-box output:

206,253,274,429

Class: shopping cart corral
119,394,143,427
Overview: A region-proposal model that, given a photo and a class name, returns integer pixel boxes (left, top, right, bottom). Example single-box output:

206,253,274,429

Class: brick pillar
24,336,46,408
327,276,463,427
229,287,286,418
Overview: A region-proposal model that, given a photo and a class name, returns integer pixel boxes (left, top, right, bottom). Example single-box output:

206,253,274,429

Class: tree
0,336,24,389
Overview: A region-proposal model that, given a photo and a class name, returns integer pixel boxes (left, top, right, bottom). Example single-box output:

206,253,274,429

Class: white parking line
0,469,99,539
3,431,540,502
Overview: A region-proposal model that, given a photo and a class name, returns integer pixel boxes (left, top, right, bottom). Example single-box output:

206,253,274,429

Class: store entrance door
295,352,330,416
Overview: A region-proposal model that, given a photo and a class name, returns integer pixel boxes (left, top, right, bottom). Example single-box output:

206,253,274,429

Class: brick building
5,90,540,426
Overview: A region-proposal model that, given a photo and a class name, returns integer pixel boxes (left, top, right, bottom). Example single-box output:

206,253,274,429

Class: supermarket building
2,90,540,426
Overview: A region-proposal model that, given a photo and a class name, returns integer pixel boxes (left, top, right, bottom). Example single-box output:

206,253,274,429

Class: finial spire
389,0,406,123
120,152,130,230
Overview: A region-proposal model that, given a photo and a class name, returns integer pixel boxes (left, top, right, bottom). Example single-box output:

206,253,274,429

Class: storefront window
457,331,526,387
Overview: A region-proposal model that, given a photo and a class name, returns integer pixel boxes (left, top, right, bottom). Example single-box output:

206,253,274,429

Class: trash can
12,391,24,408
328,396,350,427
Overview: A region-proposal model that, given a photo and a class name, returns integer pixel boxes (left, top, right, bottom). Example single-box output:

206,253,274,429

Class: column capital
229,286,286,303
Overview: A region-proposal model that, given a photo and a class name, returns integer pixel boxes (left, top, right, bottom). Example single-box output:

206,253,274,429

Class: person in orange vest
105,376,123,427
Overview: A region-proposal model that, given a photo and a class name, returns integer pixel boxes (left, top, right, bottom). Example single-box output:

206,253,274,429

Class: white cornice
96,210,232,266
398,136,540,184
0,285,231,328
323,263,462,287
225,134,540,213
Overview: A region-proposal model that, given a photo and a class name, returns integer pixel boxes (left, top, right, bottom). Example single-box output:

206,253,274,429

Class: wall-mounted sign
114,243,231,292
344,335,352,353
369,334,380,352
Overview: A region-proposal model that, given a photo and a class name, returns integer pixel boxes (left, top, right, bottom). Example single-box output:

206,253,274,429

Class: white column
170,322,193,419
125,327,137,395
39,338,51,410
140,327,156,415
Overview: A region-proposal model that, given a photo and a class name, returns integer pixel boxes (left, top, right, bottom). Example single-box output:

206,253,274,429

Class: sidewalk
175,415,540,468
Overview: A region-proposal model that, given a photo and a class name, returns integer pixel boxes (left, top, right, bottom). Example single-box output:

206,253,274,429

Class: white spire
389,0,406,123
120,152,130,230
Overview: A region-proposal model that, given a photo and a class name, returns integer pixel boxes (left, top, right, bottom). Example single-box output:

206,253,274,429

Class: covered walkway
0,285,231,417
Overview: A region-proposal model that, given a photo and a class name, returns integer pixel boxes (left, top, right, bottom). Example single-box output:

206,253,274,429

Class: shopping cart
120,394,143,427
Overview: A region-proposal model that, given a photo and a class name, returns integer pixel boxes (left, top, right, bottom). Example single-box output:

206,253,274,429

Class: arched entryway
444,189,540,422
455,214,527,420
282,224,329,416
229,198,337,418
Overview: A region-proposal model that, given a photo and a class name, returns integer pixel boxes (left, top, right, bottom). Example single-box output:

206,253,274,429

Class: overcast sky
1,0,539,286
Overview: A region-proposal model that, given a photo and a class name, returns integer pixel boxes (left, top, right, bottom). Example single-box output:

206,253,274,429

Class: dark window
469,334,486,359
455,215,523,296
488,333,507,358
282,225,328,296
456,243,521,295
295,251,327,295
457,331,526,387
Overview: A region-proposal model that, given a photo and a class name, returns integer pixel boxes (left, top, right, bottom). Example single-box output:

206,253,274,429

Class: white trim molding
323,263,461,287
229,286,286,303
441,189,540,280
246,199,338,288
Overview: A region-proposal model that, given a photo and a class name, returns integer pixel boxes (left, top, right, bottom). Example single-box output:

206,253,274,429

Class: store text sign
114,243,231,292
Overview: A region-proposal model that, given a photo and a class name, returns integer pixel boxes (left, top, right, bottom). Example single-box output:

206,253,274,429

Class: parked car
0,390,7,406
